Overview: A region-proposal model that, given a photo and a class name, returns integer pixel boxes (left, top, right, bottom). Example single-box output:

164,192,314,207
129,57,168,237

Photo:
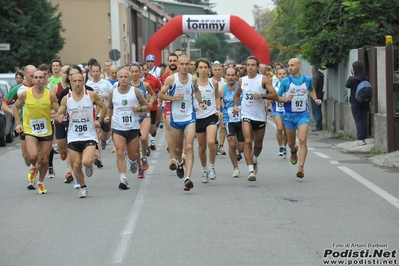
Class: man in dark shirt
311,67,324,131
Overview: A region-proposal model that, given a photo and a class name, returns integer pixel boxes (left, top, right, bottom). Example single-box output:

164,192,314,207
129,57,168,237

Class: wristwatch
138,106,142,112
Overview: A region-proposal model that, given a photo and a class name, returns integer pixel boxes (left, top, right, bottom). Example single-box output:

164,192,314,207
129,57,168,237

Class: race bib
119,110,134,127
228,107,240,122
30,118,48,135
243,92,255,105
291,94,307,112
276,102,284,112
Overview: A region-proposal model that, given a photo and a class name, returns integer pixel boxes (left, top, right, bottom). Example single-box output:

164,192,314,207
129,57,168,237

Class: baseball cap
146,54,155,61
213,60,220,64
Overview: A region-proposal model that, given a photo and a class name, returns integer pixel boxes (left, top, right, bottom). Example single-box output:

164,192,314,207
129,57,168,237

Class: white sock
209,164,215,169
150,135,155,141
248,165,254,173
120,173,126,179
202,167,208,172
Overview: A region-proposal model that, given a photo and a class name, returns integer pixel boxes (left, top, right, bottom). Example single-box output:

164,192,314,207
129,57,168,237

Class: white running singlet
111,86,140,131
170,73,194,123
241,74,266,122
67,90,98,143
196,81,217,119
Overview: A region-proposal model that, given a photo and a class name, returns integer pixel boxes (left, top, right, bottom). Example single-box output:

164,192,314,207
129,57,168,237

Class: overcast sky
213,0,275,26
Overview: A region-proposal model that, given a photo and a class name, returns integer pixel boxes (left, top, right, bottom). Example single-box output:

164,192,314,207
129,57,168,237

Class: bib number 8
181,102,186,109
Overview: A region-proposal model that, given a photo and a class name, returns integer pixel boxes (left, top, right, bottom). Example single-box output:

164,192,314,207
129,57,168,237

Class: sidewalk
309,130,399,168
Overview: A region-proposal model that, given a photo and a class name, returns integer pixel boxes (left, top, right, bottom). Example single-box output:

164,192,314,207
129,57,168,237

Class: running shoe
111,147,116,153
79,187,88,198
141,157,149,170
217,146,226,155
48,167,56,179
296,166,304,178
209,168,216,180
85,165,94,177
169,158,177,171
181,154,186,165
119,178,130,189
27,183,35,190
137,168,145,179
290,144,298,165
27,166,38,183
232,167,240,178
37,183,47,194
254,163,258,175
247,171,256,182
279,147,284,156
237,152,242,161
129,159,138,174
283,147,287,159
64,172,74,183
150,140,156,150
60,152,68,161
73,180,81,189
176,164,184,179
101,139,107,150
183,177,194,191
94,157,103,168
146,146,151,157
201,170,209,183
159,122,164,129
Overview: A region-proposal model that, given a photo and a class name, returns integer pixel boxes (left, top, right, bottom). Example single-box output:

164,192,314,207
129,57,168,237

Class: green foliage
228,43,251,64
194,33,228,62
265,0,399,68
263,0,303,64
0,0,65,72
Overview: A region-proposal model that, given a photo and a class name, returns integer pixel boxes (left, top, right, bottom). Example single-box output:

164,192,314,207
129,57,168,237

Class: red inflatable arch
144,15,270,66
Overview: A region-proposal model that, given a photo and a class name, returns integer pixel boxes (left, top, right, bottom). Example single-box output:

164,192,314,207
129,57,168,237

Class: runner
129,62,156,178
221,67,244,177
277,58,322,178
272,67,288,158
233,56,278,181
13,71,59,193
159,55,206,191
57,72,108,198
86,63,113,165
194,58,222,183
106,69,149,189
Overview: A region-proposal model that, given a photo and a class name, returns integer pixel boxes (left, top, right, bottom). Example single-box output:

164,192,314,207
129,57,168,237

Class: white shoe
79,187,88,198
85,165,93,177
248,171,256,182
209,168,216,180
232,168,240,178
201,170,209,183
73,181,81,189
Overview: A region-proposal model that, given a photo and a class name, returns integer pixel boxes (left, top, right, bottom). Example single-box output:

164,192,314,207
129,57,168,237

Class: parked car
0,73,18,87
0,80,15,147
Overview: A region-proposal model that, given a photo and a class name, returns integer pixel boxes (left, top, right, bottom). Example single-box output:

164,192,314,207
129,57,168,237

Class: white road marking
112,138,163,264
338,166,399,211
329,160,340,165
313,152,331,159
308,147,316,150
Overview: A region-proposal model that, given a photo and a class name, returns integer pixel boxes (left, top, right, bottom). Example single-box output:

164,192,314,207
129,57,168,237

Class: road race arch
144,15,270,65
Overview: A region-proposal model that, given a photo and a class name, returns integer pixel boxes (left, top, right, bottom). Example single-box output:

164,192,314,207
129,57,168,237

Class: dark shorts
55,123,68,140
195,114,219,133
225,122,244,142
97,118,111,133
242,117,266,131
19,132,26,141
150,110,157,125
67,140,97,153
113,129,140,143
25,134,53,142
139,113,150,124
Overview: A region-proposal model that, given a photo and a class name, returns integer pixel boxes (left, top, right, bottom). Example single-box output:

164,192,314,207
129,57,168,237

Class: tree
228,42,251,64
252,5,273,34
194,33,228,62
0,0,64,72
263,0,303,64
298,0,399,68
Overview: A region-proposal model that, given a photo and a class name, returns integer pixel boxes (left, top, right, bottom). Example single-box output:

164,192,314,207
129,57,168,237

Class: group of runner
1,53,322,198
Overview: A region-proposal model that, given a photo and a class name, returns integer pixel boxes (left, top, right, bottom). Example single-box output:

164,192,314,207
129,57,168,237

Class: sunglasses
129,62,141,67
147,60,154,63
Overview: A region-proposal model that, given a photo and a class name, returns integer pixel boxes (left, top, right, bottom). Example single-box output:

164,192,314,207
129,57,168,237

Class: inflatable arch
144,15,270,65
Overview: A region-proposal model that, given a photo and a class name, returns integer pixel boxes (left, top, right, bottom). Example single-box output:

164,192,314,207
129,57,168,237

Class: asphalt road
0,119,398,266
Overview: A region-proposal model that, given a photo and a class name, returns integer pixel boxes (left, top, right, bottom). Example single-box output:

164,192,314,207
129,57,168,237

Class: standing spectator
310,66,324,131
345,61,370,146
15,72,24,85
